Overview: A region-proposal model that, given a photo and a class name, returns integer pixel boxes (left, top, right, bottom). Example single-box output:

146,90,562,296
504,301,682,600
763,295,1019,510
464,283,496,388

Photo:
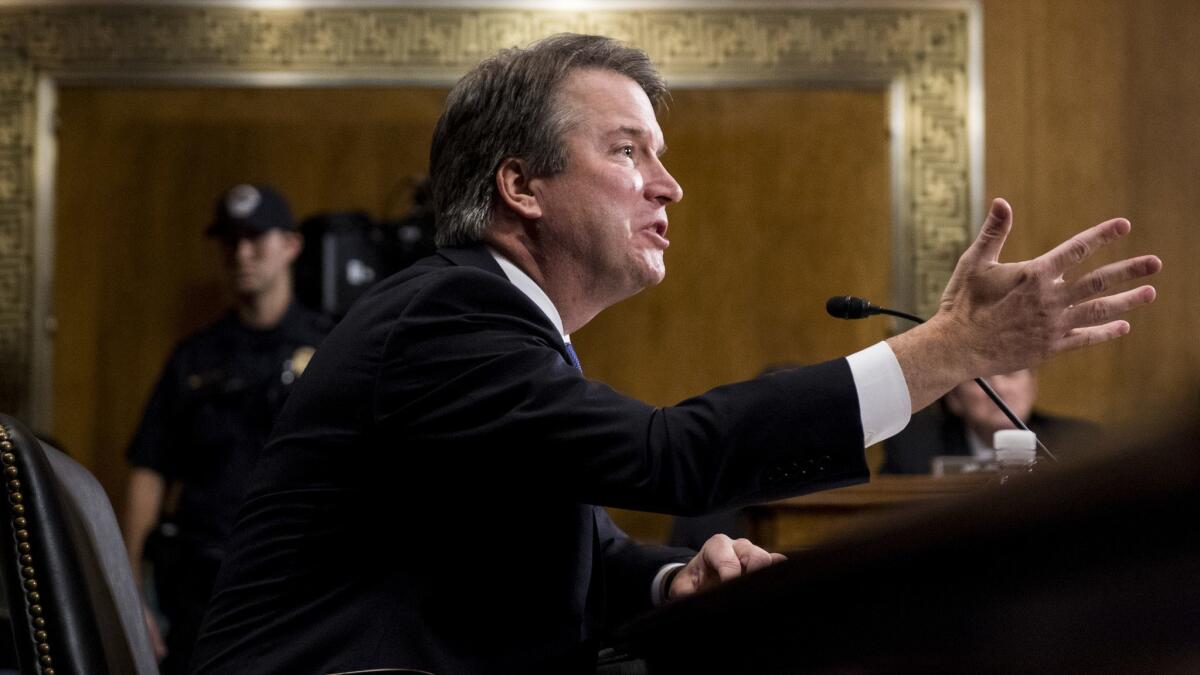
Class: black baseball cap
206,183,296,238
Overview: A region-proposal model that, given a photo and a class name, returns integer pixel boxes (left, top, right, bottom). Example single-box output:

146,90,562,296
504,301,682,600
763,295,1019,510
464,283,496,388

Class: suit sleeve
374,267,869,515
592,506,694,626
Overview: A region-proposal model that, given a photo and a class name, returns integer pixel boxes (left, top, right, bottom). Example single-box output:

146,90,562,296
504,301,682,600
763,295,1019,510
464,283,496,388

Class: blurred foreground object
620,396,1200,674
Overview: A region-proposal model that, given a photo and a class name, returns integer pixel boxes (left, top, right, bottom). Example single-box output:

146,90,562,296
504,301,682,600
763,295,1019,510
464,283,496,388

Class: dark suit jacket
189,245,869,675
882,403,1101,474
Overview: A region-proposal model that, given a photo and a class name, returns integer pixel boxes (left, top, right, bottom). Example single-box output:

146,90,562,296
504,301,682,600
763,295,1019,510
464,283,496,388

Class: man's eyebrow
609,126,668,156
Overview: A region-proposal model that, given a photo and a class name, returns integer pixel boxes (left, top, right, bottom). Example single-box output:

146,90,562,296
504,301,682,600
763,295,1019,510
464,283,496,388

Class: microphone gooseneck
825,295,1058,463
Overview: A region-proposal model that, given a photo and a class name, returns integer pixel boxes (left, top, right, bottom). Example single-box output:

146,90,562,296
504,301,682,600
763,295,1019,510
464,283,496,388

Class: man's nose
234,238,256,262
646,158,683,206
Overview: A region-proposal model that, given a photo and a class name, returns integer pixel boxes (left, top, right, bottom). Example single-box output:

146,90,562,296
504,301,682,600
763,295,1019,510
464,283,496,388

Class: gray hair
429,33,668,247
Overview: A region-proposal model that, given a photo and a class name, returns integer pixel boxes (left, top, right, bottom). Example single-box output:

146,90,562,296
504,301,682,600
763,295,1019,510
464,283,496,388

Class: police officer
121,184,331,675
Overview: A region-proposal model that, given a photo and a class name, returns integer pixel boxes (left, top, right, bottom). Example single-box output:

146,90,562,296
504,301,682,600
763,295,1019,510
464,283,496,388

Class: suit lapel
435,244,578,368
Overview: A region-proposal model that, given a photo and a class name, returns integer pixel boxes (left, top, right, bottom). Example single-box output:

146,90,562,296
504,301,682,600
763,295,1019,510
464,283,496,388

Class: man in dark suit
190,34,1160,674
883,369,1100,474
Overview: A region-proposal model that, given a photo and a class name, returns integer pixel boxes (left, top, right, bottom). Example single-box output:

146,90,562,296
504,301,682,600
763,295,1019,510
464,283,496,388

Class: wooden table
744,474,993,551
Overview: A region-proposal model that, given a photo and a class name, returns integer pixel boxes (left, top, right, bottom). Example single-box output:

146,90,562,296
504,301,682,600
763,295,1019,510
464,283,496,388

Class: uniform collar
230,300,305,336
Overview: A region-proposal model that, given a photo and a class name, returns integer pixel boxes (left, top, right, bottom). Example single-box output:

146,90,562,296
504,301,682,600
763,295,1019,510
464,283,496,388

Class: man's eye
620,145,634,157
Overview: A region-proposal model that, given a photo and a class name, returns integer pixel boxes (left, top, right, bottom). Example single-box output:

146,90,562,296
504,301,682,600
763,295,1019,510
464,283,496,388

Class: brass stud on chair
0,423,56,675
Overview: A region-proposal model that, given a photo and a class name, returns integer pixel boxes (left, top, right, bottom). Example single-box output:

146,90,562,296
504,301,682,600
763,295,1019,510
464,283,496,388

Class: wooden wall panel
983,0,1200,430
54,87,447,508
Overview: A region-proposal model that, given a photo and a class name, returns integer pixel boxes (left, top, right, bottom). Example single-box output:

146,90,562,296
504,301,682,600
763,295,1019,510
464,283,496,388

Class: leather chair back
0,413,158,675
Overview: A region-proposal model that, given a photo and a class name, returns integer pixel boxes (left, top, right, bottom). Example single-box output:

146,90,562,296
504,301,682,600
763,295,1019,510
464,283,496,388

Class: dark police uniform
127,301,330,674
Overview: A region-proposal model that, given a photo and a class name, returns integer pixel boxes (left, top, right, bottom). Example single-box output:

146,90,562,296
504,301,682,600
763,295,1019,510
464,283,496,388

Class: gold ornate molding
0,45,34,418
0,4,976,418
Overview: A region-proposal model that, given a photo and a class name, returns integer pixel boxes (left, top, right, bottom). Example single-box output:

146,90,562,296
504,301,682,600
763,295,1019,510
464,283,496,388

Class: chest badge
281,346,317,385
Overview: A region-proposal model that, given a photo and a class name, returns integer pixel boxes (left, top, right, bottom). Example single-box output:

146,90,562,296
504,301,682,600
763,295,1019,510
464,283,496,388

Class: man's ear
495,157,543,220
283,231,304,264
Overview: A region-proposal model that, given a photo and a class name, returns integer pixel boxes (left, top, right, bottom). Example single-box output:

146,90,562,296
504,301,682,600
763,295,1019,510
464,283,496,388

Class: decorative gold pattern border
0,5,974,416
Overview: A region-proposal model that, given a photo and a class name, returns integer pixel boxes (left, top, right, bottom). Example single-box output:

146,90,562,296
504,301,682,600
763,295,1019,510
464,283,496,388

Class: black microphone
825,295,878,319
826,295,1057,462
826,295,925,325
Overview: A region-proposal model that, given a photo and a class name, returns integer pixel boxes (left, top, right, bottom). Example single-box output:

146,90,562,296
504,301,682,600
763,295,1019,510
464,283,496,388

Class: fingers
731,538,777,574
701,535,743,582
961,198,1014,265
697,535,785,585
1064,255,1163,305
1064,285,1157,329
1057,279,1154,353
1040,217,1132,277
1055,320,1131,353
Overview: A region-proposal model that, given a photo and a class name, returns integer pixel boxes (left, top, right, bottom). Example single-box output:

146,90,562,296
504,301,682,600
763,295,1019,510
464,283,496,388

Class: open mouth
642,221,670,248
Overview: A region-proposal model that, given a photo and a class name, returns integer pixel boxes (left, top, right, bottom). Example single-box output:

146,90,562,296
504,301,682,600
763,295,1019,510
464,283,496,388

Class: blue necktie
564,343,583,372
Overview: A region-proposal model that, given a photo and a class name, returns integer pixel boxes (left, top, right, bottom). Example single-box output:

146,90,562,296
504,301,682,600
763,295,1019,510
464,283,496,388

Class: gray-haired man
191,35,1158,675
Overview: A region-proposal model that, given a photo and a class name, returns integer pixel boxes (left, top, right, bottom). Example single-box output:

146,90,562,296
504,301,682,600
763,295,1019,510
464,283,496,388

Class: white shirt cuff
845,341,911,447
650,562,686,607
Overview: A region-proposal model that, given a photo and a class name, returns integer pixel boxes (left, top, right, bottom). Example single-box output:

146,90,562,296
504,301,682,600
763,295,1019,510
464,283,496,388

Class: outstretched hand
890,198,1162,412
668,534,786,602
